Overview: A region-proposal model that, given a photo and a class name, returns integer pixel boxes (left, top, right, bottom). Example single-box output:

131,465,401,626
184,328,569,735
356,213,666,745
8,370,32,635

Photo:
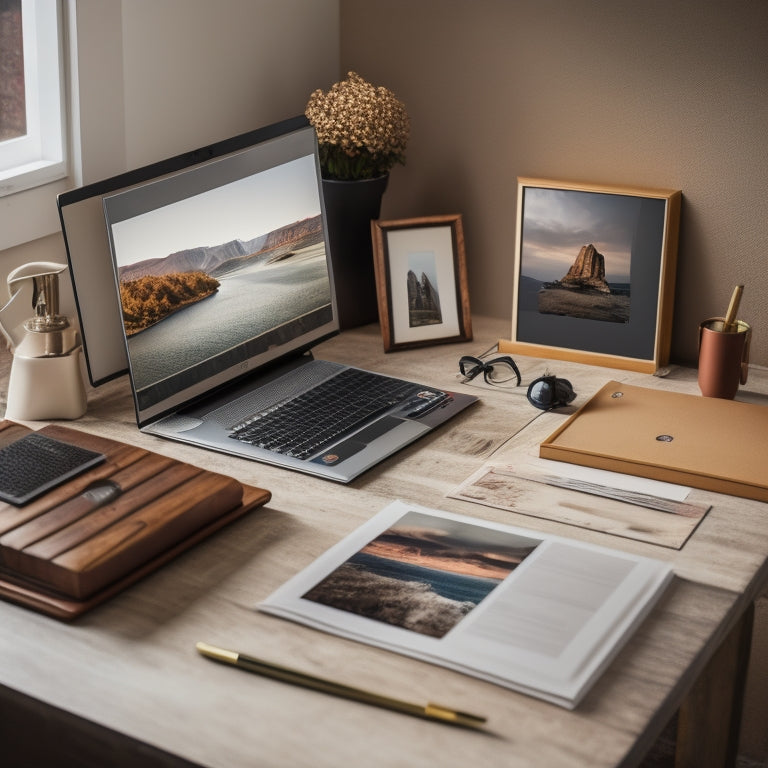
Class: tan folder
540,380,768,502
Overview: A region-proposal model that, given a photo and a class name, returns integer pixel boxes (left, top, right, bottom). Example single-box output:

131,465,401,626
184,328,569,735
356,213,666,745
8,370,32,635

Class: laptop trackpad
310,416,407,466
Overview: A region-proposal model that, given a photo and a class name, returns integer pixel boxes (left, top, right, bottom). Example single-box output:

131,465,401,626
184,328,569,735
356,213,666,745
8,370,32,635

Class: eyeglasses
458,354,576,411
459,355,521,386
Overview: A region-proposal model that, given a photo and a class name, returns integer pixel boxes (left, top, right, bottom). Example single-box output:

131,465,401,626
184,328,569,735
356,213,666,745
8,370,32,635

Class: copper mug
698,317,751,399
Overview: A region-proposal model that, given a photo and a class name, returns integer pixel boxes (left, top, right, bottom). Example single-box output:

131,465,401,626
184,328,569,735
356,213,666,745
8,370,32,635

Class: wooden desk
1,316,766,768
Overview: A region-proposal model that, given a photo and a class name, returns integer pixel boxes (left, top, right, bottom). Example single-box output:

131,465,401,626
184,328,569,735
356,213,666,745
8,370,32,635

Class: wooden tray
0,421,271,620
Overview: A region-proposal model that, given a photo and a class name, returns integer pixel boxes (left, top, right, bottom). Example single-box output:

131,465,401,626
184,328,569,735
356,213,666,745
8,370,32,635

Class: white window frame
0,0,67,197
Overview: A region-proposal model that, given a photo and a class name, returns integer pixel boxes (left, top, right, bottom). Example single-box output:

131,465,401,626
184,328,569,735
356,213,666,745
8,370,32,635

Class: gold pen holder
698,317,751,399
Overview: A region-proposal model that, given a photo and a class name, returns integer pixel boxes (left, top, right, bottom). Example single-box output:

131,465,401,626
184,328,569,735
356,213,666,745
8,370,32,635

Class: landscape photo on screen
109,155,331,392
302,510,541,638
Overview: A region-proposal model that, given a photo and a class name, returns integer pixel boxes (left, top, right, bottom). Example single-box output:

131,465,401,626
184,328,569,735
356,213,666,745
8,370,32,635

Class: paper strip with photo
450,463,709,549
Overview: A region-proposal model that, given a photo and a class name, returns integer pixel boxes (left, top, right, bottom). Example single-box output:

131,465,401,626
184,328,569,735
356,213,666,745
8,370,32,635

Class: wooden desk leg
675,602,755,768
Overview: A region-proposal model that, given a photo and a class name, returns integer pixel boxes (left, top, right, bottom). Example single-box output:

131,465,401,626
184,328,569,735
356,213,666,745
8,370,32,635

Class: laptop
102,120,477,482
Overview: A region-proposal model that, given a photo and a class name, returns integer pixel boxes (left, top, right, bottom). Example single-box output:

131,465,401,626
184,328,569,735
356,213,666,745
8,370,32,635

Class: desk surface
1,316,767,768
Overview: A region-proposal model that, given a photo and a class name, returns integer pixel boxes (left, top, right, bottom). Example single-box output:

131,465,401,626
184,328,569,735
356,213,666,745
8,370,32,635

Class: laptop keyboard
228,368,431,460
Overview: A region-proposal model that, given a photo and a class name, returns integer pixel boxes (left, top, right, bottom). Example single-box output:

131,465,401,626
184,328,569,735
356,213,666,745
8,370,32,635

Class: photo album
259,501,673,708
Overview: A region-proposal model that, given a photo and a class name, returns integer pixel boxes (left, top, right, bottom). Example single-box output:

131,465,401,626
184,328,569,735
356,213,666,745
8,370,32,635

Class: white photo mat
387,225,461,344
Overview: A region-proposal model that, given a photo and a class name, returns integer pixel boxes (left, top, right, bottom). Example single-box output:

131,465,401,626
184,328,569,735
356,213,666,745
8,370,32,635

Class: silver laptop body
102,121,476,482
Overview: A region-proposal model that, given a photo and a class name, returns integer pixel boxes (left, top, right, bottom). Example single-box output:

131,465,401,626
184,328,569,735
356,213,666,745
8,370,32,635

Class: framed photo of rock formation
500,178,681,373
371,214,472,352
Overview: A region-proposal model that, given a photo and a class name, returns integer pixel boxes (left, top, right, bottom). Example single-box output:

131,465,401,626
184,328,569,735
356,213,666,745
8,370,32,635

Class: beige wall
340,1,768,761
340,0,768,368
119,0,339,169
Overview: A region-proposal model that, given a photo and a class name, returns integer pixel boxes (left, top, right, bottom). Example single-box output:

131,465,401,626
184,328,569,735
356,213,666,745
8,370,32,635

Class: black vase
322,174,389,329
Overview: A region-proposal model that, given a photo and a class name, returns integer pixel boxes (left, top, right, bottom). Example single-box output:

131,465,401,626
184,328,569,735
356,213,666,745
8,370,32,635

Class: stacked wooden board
0,421,270,619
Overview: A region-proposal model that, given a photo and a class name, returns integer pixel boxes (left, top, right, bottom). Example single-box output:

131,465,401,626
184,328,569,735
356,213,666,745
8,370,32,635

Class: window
0,0,26,142
0,0,66,197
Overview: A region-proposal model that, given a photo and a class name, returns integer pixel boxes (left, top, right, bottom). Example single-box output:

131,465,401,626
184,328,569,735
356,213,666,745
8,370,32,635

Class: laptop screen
103,124,338,425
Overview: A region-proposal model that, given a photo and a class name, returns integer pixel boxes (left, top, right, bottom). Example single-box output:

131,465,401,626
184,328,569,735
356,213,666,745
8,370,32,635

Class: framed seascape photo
500,178,681,373
371,214,472,352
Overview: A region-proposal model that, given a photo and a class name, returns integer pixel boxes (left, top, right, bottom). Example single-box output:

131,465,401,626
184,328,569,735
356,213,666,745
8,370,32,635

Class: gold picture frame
500,178,681,373
371,214,472,352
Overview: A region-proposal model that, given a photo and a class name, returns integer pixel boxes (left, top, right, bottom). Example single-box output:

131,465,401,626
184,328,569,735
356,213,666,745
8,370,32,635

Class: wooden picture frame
372,214,472,352
500,178,681,373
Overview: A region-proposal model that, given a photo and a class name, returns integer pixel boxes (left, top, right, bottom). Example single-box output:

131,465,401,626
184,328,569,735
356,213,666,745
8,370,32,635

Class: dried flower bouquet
306,71,410,181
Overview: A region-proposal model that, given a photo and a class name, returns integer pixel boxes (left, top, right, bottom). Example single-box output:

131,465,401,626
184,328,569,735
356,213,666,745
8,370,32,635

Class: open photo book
258,501,673,709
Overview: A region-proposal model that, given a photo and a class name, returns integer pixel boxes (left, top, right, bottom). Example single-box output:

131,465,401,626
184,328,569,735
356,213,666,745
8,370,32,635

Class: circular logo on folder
656,434,674,442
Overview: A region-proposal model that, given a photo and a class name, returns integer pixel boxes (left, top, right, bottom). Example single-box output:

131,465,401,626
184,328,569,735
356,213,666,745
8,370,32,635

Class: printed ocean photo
302,510,540,638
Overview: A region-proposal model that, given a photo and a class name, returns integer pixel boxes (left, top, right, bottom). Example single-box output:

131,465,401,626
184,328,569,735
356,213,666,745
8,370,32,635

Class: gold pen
722,284,744,332
196,641,487,730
